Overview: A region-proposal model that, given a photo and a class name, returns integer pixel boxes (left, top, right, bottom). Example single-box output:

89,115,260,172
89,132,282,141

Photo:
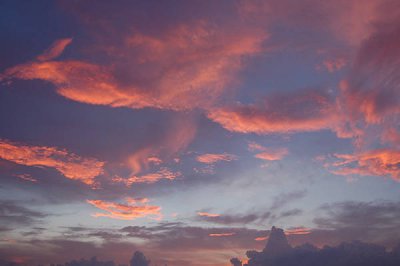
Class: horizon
0,0,400,265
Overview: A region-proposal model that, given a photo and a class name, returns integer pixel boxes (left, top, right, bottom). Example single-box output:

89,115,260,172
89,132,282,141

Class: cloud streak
0,139,104,186
87,198,161,220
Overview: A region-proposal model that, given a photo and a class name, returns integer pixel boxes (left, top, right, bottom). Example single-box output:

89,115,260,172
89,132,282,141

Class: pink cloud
248,142,288,161
209,233,236,237
198,212,221,218
208,90,337,135
87,197,161,220
0,139,104,186
1,21,266,111
330,149,400,181
196,153,237,164
36,38,73,61
112,168,180,186
285,227,312,235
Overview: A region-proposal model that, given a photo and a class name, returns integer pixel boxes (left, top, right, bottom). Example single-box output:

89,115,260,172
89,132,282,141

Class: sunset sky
0,0,400,265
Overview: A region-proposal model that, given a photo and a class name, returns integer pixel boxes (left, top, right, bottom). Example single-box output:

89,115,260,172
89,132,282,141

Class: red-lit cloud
196,153,237,164
0,139,104,186
36,38,73,61
127,116,196,175
198,212,220,218
208,90,337,135
209,233,236,237
330,149,400,181
248,142,288,161
285,227,311,235
87,197,161,220
112,168,180,186
1,20,266,111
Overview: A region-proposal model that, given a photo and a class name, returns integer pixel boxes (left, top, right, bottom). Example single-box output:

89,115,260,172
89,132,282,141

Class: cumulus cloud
0,139,104,186
86,197,161,220
233,225,400,266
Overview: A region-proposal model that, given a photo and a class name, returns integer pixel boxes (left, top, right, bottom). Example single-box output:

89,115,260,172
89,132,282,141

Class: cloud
284,227,311,235
328,149,400,181
207,90,337,135
318,58,347,72
270,190,307,210
0,139,104,186
112,168,180,186
0,200,46,229
209,233,236,237
36,38,73,61
86,197,161,220
197,211,270,225
13,173,38,183
126,116,196,175
248,142,288,161
197,212,220,218
238,225,400,266
196,153,237,164
1,18,266,111
287,200,400,248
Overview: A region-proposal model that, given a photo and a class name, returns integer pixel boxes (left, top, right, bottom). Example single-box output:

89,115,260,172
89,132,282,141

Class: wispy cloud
196,153,237,164
112,168,180,186
87,198,161,220
0,139,104,186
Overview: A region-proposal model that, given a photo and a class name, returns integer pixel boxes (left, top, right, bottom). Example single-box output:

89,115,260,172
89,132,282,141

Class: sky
0,0,400,265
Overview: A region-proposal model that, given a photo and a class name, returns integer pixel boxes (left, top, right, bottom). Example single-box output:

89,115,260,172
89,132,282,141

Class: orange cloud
37,38,73,61
330,149,400,181
208,90,337,135
285,227,311,235
197,212,221,218
112,168,180,186
87,197,161,220
209,233,236,237
196,153,237,164
0,139,104,186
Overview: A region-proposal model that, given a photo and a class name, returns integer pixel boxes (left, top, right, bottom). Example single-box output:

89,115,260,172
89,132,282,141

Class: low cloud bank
231,226,400,266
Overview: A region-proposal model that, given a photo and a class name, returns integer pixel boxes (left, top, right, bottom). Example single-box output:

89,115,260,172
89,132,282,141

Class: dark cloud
196,211,271,225
0,200,46,230
285,201,400,248
233,226,400,266
64,257,115,266
129,251,150,266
